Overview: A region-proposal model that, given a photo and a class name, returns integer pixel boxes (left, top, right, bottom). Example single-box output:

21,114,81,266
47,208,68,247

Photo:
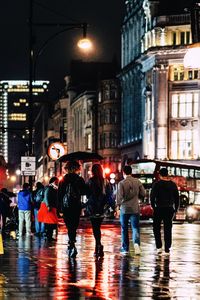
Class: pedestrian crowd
0,161,180,258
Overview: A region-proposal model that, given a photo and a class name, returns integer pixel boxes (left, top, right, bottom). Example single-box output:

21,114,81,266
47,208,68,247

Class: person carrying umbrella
58,160,87,258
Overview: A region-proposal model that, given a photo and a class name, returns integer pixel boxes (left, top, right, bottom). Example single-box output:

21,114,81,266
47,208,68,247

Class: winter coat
17,190,32,211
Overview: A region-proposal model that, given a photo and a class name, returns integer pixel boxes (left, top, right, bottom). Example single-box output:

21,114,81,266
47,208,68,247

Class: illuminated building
0,80,49,169
120,1,200,164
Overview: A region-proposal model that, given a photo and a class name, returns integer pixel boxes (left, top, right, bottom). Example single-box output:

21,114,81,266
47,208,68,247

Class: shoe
96,245,104,257
120,248,129,255
134,244,141,255
157,248,162,255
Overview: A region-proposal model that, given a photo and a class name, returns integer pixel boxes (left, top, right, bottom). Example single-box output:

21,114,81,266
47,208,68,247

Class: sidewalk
0,222,200,299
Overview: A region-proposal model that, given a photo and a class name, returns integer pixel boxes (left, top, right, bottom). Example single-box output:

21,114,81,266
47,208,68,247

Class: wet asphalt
0,218,200,299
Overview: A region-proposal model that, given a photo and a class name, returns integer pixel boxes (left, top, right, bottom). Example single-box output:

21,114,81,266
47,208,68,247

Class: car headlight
186,206,196,216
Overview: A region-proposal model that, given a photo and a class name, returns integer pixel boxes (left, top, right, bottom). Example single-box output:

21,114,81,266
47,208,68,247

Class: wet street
1,219,200,299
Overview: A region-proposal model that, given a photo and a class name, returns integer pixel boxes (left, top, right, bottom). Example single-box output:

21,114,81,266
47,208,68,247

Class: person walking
116,165,145,255
150,167,179,256
86,164,114,258
58,160,87,258
32,182,45,237
38,177,59,242
17,183,32,237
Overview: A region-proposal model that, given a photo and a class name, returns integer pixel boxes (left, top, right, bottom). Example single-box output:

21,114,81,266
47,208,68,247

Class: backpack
63,182,81,209
34,189,44,209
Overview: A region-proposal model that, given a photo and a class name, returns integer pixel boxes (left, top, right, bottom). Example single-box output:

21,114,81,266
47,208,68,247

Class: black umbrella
57,151,103,163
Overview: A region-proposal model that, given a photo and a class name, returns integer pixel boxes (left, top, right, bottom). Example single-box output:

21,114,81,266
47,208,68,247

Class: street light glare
77,38,92,50
183,42,200,68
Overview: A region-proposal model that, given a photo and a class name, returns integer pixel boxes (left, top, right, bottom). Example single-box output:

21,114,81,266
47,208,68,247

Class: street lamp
28,0,92,186
184,1,200,68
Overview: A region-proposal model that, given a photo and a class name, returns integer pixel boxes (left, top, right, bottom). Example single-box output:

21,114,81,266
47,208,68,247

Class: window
105,109,110,124
110,133,118,147
172,32,176,45
171,93,198,118
104,84,110,100
110,109,118,123
180,32,185,45
186,31,190,44
86,133,92,150
171,130,198,159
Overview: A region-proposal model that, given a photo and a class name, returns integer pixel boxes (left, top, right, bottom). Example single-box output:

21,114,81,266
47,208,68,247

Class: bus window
131,162,156,174
195,170,200,179
176,168,181,176
168,167,175,176
189,169,195,178
194,192,200,204
182,169,189,177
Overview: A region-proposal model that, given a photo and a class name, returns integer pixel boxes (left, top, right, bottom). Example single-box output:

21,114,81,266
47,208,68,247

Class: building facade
0,80,49,170
120,0,200,164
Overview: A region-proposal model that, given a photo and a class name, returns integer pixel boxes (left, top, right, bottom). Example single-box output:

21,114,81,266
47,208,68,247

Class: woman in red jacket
38,176,59,242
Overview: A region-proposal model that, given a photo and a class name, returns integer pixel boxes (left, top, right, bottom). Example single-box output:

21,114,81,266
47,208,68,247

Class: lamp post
184,1,200,68
28,0,92,187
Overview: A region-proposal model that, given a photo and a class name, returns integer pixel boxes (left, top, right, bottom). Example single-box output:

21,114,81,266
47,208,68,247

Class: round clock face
47,142,66,160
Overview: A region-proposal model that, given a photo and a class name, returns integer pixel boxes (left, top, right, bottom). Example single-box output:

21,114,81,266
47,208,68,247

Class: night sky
0,0,192,99
0,0,125,99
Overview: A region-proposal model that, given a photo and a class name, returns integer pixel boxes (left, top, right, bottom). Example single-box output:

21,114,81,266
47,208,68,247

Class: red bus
130,159,200,222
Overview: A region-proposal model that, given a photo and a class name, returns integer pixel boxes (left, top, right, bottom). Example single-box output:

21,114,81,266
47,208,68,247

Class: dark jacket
17,189,32,211
58,173,87,211
32,187,44,210
150,180,180,212
43,185,58,209
86,178,114,217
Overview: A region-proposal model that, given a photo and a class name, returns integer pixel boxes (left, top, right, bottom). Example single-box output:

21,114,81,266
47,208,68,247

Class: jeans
18,210,31,236
120,212,140,251
34,209,45,234
153,207,175,252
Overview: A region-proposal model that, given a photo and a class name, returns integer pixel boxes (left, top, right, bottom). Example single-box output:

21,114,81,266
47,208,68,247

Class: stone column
154,64,169,159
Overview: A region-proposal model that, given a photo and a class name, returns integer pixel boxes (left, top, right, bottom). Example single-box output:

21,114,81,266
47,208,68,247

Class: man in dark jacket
150,168,179,256
58,160,87,258
17,183,32,237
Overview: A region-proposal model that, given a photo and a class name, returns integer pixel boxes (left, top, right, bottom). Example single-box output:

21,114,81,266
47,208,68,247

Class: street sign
21,156,36,176
47,142,66,160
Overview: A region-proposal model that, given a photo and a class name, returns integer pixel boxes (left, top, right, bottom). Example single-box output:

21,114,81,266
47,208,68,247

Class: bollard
0,230,4,255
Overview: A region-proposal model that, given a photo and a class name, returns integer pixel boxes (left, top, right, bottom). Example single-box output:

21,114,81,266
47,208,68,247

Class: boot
97,244,104,257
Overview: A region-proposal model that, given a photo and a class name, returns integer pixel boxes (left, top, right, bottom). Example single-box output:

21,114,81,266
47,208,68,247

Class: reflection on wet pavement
0,221,200,299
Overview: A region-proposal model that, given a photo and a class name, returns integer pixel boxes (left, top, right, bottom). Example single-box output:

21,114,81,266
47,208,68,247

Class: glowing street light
77,38,93,50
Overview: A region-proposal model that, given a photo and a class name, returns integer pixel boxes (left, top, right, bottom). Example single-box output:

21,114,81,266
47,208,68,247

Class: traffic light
103,166,116,184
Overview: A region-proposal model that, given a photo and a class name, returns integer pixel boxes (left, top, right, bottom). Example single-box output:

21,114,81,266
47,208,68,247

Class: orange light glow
104,167,111,174
77,38,92,50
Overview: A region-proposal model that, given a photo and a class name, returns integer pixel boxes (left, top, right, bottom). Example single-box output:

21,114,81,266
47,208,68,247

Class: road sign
47,142,66,160
21,156,36,176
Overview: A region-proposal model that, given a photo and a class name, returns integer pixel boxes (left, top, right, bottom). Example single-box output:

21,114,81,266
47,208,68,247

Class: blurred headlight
187,206,196,216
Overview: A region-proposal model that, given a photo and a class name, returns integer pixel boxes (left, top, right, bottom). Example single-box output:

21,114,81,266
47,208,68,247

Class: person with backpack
116,165,145,255
17,183,32,237
58,160,87,258
32,182,45,237
86,164,115,258
38,177,59,242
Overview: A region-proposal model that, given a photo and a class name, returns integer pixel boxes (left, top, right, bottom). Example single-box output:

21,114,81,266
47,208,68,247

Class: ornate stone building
120,0,199,164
